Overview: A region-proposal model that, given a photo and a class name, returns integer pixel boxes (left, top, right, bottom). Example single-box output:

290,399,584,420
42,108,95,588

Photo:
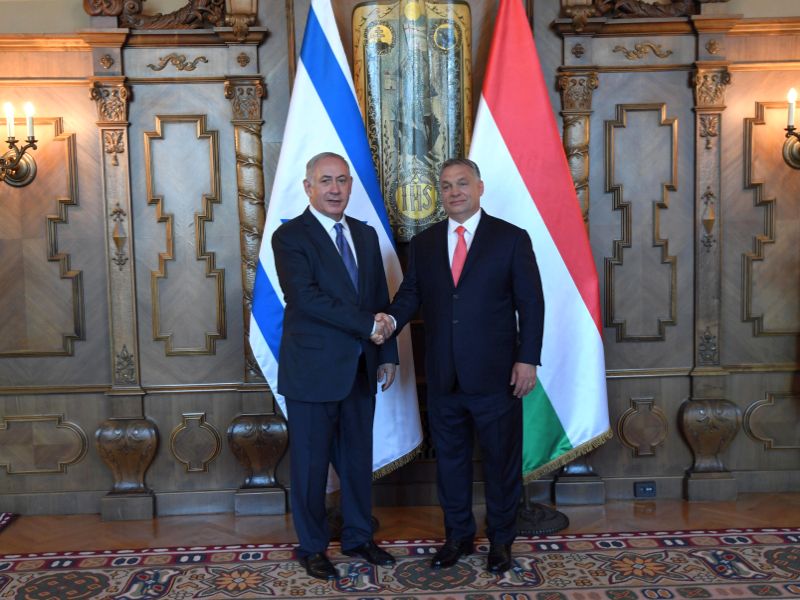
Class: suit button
453,293,459,299
452,319,459,324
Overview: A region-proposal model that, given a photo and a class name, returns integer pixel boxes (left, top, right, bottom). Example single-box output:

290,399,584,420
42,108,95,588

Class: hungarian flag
469,0,612,481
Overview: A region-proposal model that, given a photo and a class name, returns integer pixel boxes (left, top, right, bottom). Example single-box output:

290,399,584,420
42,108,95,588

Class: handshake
370,312,396,345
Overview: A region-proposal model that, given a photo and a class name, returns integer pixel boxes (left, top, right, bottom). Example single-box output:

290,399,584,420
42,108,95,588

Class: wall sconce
784,88,800,170
1,102,38,187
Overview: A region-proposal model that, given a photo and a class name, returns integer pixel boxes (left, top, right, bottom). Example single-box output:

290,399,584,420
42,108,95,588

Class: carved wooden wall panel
603,103,678,343
590,71,695,372
0,87,110,387
720,71,800,366
0,120,83,356
0,414,87,474
129,83,245,386
143,114,226,356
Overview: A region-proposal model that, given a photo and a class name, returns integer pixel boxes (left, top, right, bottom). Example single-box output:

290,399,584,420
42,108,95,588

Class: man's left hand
377,363,397,392
510,362,537,398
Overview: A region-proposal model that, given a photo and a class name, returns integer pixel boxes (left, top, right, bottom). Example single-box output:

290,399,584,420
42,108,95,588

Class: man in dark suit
272,152,398,580
379,158,544,573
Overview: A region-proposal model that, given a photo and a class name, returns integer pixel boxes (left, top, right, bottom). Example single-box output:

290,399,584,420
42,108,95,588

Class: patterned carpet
1,528,800,599
0,513,15,535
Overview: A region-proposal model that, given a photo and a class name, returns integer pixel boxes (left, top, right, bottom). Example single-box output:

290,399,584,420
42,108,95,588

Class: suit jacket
389,210,544,395
273,207,398,402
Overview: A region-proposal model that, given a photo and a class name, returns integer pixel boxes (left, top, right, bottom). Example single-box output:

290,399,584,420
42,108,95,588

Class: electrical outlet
634,481,656,498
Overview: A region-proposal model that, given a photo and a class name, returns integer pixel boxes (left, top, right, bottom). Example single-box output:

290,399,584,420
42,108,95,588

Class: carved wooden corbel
225,0,257,42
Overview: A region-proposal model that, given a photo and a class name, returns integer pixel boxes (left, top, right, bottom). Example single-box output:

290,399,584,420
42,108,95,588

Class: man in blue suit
272,152,398,580
381,158,544,573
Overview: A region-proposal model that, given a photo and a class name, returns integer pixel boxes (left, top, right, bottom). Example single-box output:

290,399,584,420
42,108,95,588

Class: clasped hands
370,312,395,345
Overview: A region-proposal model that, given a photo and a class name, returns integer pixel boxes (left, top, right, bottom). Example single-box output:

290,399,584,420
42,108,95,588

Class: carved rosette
95,418,158,494
226,78,267,381
90,79,130,124
693,67,731,109
227,414,288,488
679,398,741,473
558,71,598,226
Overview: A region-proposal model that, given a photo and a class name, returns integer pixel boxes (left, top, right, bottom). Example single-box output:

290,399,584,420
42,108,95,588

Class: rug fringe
523,429,614,483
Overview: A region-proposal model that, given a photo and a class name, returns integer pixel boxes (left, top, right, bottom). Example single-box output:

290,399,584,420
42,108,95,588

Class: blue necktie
334,222,358,293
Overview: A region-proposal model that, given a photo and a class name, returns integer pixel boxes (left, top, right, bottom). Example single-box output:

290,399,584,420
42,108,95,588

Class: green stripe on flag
522,384,573,481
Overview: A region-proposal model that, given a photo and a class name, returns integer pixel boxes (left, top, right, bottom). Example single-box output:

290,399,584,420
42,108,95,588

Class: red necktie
451,225,467,285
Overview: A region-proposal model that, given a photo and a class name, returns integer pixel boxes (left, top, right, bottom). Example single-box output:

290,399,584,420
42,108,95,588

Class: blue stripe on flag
301,7,394,243
252,262,283,359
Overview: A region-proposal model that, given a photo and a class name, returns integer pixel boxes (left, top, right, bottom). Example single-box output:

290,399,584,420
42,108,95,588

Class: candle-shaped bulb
3,102,14,140
788,88,797,128
23,102,34,139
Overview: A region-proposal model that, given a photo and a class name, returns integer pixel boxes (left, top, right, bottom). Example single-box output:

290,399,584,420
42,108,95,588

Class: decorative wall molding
147,53,209,72
0,119,85,357
0,415,88,474
612,42,673,60
744,392,800,450
604,103,678,342
170,413,222,472
742,102,800,336
617,397,668,457
144,114,226,355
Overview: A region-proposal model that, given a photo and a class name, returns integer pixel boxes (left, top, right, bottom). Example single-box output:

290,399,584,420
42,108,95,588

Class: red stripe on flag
481,0,601,330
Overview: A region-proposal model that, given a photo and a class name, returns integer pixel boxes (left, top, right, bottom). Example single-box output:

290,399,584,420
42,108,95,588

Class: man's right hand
370,313,396,345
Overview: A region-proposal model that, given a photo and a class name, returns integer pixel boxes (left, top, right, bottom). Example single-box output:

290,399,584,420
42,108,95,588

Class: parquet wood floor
2,493,799,554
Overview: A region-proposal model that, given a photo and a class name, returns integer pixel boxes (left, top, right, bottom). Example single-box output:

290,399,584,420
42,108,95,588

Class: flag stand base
516,503,569,536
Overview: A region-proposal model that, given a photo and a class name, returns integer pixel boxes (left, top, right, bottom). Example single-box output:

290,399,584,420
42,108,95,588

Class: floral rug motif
0,513,15,535
1,528,800,599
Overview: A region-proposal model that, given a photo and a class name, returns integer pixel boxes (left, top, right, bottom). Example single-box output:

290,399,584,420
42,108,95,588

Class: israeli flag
249,0,422,475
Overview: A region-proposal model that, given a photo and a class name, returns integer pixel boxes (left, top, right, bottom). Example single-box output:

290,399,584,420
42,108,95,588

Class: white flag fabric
249,0,422,476
469,0,611,481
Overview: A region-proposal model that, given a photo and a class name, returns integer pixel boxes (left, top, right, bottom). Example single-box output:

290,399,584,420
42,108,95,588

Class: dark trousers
285,372,374,557
427,387,522,546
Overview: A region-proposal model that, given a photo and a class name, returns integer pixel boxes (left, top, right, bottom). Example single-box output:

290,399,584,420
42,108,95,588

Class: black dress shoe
342,540,396,566
430,539,474,569
487,543,512,573
299,552,337,580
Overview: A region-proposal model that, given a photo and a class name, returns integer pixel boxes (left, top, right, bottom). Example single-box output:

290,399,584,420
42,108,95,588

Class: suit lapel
435,220,455,290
